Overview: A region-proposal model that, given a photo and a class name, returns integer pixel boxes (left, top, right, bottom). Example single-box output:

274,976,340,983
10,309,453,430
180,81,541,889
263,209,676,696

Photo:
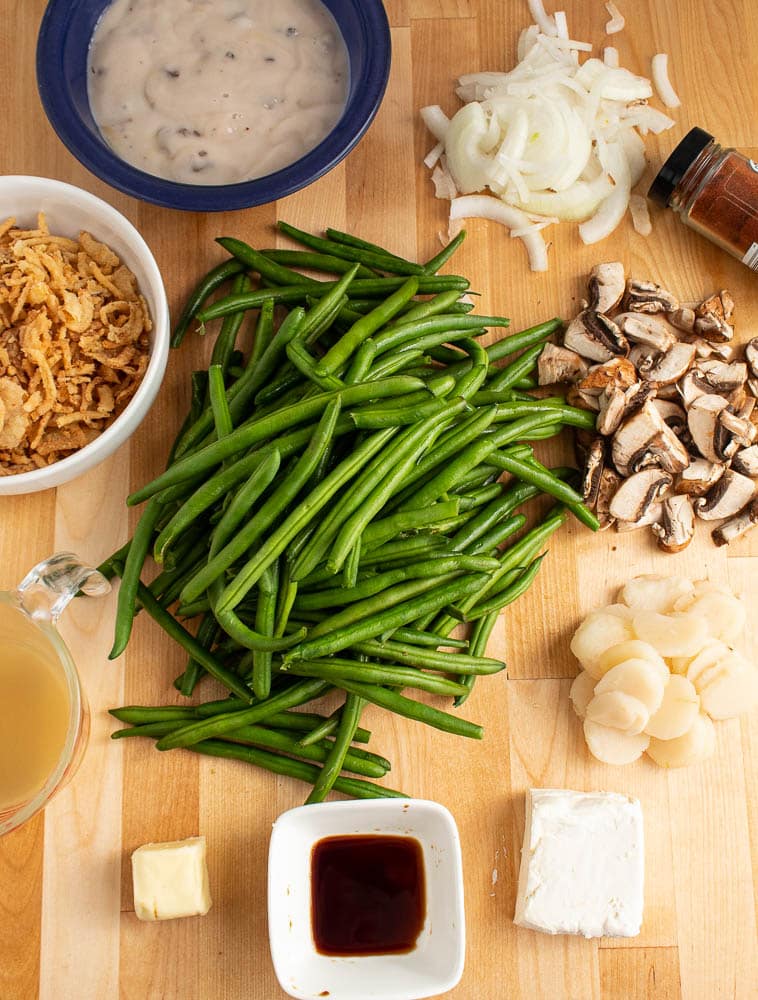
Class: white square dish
267,798,466,1000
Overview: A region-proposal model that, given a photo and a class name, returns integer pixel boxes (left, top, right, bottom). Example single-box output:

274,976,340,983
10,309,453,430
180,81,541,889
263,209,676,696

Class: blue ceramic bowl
36,0,391,212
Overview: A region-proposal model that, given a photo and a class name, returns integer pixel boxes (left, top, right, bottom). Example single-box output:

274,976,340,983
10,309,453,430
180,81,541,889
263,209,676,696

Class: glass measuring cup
0,553,110,836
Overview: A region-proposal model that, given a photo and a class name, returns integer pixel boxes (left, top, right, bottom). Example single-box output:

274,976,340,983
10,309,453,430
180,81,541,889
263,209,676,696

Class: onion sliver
651,52,681,109
528,0,557,36
629,194,652,236
424,142,444,169
420,105,451,141
605,1,625,34
603,46,619,68
578,142,631,244
450,195,549,271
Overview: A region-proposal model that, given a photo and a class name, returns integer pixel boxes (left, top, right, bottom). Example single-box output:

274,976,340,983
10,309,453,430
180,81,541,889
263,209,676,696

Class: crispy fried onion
0,213,150,474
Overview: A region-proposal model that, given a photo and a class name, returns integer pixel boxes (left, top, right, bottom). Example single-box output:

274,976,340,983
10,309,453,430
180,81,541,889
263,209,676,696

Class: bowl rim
267,799,466,1000
35,0,392,211
0,175,169,495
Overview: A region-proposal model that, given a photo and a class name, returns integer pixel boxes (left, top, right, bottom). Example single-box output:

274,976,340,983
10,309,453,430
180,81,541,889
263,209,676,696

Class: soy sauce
310,835,426,956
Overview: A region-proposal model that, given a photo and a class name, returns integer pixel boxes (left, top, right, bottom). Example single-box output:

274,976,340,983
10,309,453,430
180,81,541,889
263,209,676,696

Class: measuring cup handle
15,552,111,623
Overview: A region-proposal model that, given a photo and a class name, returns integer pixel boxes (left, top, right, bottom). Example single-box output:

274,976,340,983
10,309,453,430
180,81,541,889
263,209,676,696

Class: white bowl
0,176,169,495
268,799,466,1000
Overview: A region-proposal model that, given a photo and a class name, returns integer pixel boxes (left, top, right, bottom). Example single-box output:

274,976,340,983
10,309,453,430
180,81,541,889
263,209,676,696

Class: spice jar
648,127,758,270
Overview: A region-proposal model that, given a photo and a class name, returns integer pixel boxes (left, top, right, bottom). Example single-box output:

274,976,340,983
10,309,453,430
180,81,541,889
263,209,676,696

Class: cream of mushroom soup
87,0,349,185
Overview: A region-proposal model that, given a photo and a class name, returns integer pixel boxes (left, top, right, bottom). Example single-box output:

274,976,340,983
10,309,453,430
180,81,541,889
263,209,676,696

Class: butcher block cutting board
1,2,756,998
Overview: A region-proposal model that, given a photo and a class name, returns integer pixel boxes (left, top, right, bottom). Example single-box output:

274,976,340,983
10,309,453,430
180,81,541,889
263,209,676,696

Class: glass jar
0,553,109,836
648,127,758,270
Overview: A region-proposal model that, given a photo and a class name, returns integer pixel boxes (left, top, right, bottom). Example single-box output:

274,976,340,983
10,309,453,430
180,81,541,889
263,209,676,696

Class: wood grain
0,2,756,999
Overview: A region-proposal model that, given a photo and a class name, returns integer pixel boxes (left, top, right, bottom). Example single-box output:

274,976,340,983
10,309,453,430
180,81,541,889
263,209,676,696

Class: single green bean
155,678,330,750
305,693,366,803
217,236,320,289
280,222,425,275
282,657,469,698
262,249,376,278
171,258,244,348
487,343,543,394
252,561,279,700
485,318,562,363
209,273,251,373
109,497,162,659
317,278,420,375
423,230,467,273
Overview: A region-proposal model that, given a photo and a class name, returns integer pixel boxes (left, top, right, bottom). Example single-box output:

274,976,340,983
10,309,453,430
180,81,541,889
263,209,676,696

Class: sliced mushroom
694,313,734,343
628,344,660,374
676,458,725,497
748,377,758,400
624,279,678,313
616,501,665,532
696,289,734,324
582,437,606,507
745,338,758,379
652,494,696,553
609,468,673,523
537,342,590,386
651,398,687,434
719,407,757,448
576,357,638,396
587,262,625,314
566,385,601,412
711,498,758,546
611,401,665,477
697,360,747,394
645,425,691,475
597,386,628,436
668,306,696,333
678,369,709,407
694,469,756,521
563,310,629,362
623,381,657,416
732,444,758,477
615,313,677,352
687,393,730,462
596,467,622,530
644,342,698,385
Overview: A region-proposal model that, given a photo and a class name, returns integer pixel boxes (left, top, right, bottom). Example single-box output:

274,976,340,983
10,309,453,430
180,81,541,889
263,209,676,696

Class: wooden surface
1,2,756,998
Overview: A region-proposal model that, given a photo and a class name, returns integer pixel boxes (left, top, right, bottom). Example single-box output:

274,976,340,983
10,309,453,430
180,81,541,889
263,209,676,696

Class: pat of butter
131,836,212,921
514,788,644,938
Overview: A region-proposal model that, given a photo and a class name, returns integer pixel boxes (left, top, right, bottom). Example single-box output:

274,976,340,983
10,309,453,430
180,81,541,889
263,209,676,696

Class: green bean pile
104,223,598,803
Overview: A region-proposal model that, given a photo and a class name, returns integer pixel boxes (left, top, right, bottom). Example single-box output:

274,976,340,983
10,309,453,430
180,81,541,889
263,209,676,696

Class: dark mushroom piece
596,467,622,530
624,279,678,313
563,310,629,363
652,494,696,553
676,458,725,497
608,467,673,523
732,444,758,478
582,437,606,507
693,469,756,521
537,342,590,386
587,262,625,314
711,498,758,546
615,313,677,353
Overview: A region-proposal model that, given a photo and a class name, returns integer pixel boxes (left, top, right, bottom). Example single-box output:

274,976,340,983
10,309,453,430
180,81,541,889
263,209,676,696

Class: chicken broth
87,0,349,185
0,599,71,813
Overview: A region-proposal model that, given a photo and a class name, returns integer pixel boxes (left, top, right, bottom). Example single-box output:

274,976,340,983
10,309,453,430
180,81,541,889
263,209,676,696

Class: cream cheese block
131,835,212,921
514,788,644,938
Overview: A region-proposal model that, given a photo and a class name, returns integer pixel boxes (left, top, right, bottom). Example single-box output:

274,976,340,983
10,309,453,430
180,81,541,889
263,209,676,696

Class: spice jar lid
648,127,714,206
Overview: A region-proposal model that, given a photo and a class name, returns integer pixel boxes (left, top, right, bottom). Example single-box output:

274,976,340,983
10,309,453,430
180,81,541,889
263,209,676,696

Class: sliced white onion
419,8,678,268
578,141,631,243
420,105,451,142
431,162,458,201
605,1,625,34
528,0,558,36
651,52,681,108
629,193,652,236
450,195,549,271
510,218,556,237
424,141,444,169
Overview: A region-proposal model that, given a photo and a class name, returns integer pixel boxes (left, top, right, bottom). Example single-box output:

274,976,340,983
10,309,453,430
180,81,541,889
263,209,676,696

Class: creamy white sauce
87,0,349,185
